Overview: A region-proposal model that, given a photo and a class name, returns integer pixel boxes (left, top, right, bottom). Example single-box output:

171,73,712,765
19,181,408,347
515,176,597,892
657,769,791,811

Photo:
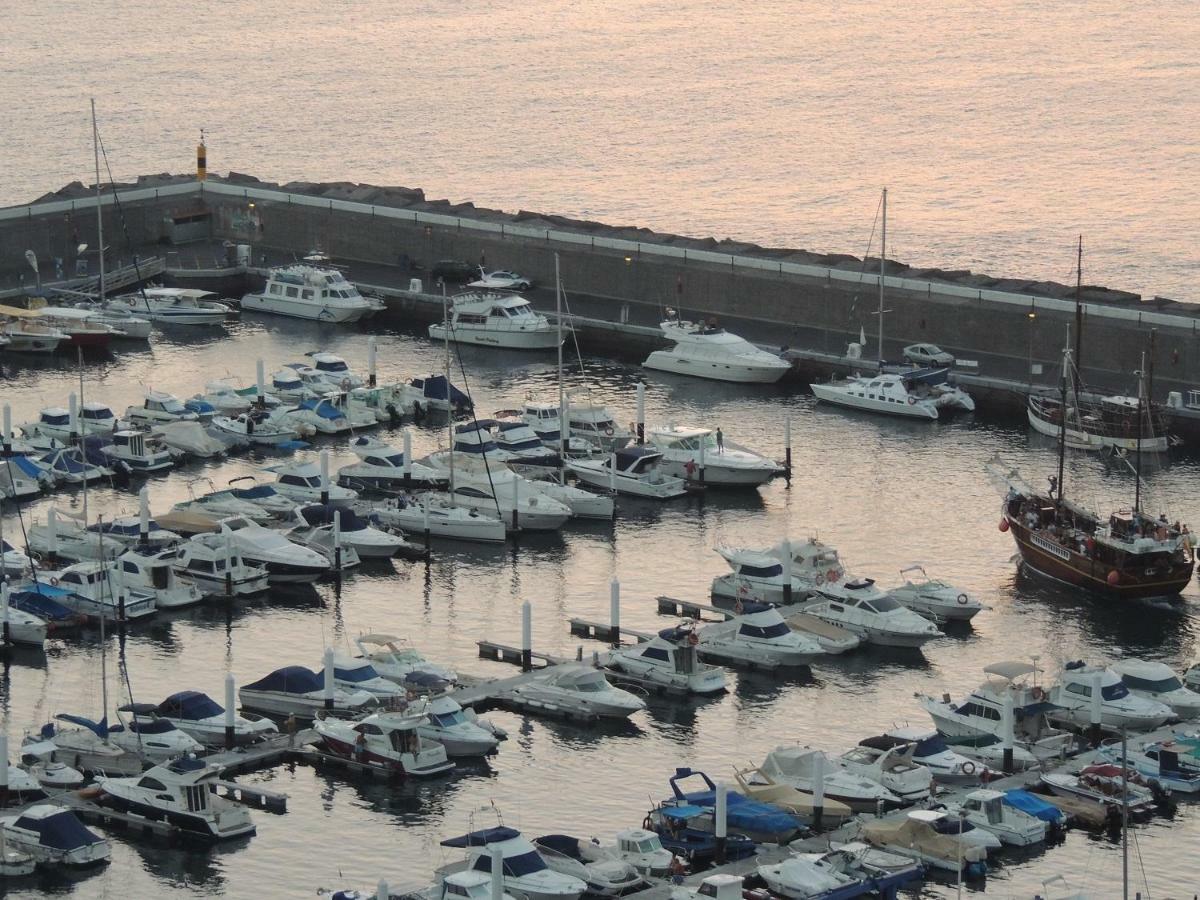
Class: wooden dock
202,729,316,775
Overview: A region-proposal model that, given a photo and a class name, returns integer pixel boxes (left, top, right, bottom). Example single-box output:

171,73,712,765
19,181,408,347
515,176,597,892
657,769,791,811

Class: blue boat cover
13,810,104,850
43,450,88,474
9,589,78,622
9,455,43,478
232,485,277,500
157,691,224,721
658,805,706,821
669,767,803,834
441,826,521,847
55,713,109,740
411,375,471,408
278,440,310,452
299,399,344,420
536,834,583,860
243,666,324,693
185,399,216,414
1003,789,1064,823
300,504,368,530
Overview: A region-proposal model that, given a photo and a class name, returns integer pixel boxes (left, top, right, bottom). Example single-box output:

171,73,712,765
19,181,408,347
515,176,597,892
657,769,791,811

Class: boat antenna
1055,329,1069,517
97,515,111,746
443,283,453,497
91,99,105,304
1134,352,1144,514
1073,236,1083,393
1121,727,1129,900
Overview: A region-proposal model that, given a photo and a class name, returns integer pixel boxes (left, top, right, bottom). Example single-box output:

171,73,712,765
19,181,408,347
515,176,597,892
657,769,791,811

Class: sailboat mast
556,254,565,481
1056,338,1068,515
1121,728,1130,900
92,99,106,303
98,517,109,740
1073,236,1082,389
444,284,454,495
1135,352,1144,513
878,188,887,367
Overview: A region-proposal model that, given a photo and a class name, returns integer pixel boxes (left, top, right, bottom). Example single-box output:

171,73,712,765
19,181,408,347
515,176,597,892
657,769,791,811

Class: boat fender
907,396,916,405
643,815,653,831
961,760,976,776
1106,569,1120,585
826,569,839,583
687,631,699,647
605,426,614,436
1031,686,1046,702
999,518,1010,533
957,593,969,605
734,600,744,615
815,573,825,586
49,577,59,586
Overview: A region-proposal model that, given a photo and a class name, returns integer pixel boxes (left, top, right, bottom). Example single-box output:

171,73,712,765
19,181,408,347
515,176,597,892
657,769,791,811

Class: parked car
903,343,955,367
469,270,532,291
431,260,478,284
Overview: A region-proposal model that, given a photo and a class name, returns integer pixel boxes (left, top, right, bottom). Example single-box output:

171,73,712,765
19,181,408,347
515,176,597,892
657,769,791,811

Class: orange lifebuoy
1031,686,1046,702
734,600,745,615
687,631,699,647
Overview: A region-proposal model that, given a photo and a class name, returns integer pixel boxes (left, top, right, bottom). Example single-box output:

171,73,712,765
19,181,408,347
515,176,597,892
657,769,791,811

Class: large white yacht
1047,661,1173,731
646,424,780,486
504,663,647,719
810,369,974,420
567,447,688,499
313,709,455,777
125,389,200,427
105,287,231,325
428,292,559,349
804,578,941,648
242,264,375,322
642,314,790,384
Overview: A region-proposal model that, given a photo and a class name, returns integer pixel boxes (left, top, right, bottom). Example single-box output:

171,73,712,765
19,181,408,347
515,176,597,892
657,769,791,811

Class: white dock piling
139,486,151,545
521,600,533,672
47,508,58,559
512,476,520,533
2,583,11,648
320,449,331,505
784,416,792,481
256,359,266,406
422,496,431,549
1089,670,1104,745
68,392,79,445
225,673,237,750
698,435,706,484
489,845,504,900
610,577,621,647
635,382,645,446
562,394,571,458
1002,691,1015,774
2,404,11,454
223,527,235,597
781,537,793,605
333,510,343,573
812,749,825,830
402,429,412,488
0,734,8,808
715,781,728,863
609,452,617,494
367,336,378,388
323,647,335,710
378,880,389,900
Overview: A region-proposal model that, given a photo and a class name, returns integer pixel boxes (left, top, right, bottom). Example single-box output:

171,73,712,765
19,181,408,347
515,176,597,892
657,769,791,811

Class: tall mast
556,253,565,483
444,284,454,496
92,99,106,303
1073,236,1082,391
1056,334,1069,515
878,187,887,367
1134,352,1145,514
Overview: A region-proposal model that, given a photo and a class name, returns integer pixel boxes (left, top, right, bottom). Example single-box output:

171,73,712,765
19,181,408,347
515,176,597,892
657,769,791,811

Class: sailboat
994,331,1194,600
809,189,974,419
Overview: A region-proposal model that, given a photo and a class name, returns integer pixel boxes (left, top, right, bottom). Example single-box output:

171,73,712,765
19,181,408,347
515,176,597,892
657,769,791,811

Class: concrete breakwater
4,172,1200,407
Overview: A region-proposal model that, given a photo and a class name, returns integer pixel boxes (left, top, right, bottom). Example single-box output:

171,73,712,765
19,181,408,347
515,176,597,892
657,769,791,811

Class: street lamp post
1027,308,1037,391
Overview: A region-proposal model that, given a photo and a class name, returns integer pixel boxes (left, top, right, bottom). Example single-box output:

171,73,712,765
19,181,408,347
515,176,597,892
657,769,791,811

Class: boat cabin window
1121,674,1183,693
283,286,299,298
316,360,348,373
81,408,111,420
739,621,790,639
138,776,168,791
738,563,782,578
698,883,722,899
457,313,487,325
642,647,670,662
473,850,546,877
355,723,383,735
188,559,216,573
445,883,471,898
957,701,1001,721
431,709,465,727
185,784,208,812
863,596,901,613
364,456,392,467
269,284,283,295
280,474,322,488
455,487,493,499
122,561,140,574
572,675,607,692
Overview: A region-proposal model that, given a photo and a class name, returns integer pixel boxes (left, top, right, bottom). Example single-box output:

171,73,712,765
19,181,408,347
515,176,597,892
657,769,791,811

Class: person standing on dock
716,427,724,453
286,713,297,747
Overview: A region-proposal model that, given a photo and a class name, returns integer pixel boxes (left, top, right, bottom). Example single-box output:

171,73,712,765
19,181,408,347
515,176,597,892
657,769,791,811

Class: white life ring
815,573,825,586
49,577,60,587
961,760,976,776
341,378,352,391
604,426,614,436
957,593,969,605
907,396,916,405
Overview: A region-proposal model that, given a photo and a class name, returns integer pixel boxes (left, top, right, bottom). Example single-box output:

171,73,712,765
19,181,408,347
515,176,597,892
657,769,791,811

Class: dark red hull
62,331,113,349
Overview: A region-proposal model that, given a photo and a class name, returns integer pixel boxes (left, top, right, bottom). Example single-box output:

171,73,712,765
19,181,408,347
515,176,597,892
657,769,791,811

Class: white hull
242,293,369,323
428,322,560,349
141,310,227,326
810,382,939,419
371,501,507,543
1026,407,1168,453
3,334,65,353
567,462,686,499
656,457,777,486
643,350,787,383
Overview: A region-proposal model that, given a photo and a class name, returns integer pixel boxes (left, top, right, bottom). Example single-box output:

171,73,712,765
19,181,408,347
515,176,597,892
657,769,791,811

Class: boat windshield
383,453,406,466
1122,674,1183,693
507,304,533,318
669,434,716,451
159,398,187,413
337,664,381,683
431,709,466,727
738,563,782,578
913,734,950,757
473,850,546,876
316,360,349,373
572,674,609,692
738,621,790,639
1101,681,1131,701
864,596,902,612
636,838,661,852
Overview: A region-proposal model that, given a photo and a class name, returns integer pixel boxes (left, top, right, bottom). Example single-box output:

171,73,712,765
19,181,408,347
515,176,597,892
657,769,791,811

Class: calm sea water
2,2,1198,302
1,316,1199,898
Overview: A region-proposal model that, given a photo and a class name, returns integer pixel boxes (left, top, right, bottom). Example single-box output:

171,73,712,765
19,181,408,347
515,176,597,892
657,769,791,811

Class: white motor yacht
36,303,151,340
354,633,458,690
710,546,805,606
603,626,726,695
643,314,790,384
97,755,256,841
125,390,200,427
1096,741,1200,795
157,420,228,458
224,480,301,518
38,561,157,620
0,806,111,867
607,829,674,878
503,663,646,719
242,264,374,322
190,380,255,415
211,411,297,446
859,813,988,875
564,399,633,452
694,604,825,668
1110,658,1200,720
887,565,987,623
448,423,519,463
647,425,780,486
106,703,205,762
115,545,204,609
0,600,48,646
87,514,181,553
107,287,231,325
389,871,521,900
429,292,560,350
405,373,473,415
487,419,561,467
267,461,358,508
917,661,1075,767
364,493,506,543
425,453,571,532
217,514,331,582
175,490,275,524
2,539,35,579
1040,764,1156,815
757,746,900,812
947,788,1048,846
804,580,941,648
1048,661,1173,731
506,401,592,455
289,504,407,558
438,826,587,900
30,715,143,776
0,317,69,353
329,655,407,701
1,760,48,804
288,353,365,391
1,456,48,500
154,690,278,746
313,709,455,776
173,531,271,597
879,728,996,783
417,696,505,757
906,809,1000,855
532,834,646,897
835,742,932,804
100,430,175,473
267,397,350,435
524,475,615,520
567,447,688,499
20,407,75,443
338,435,445,490
239,665,375,718
811,367,975,420
269,367,314,402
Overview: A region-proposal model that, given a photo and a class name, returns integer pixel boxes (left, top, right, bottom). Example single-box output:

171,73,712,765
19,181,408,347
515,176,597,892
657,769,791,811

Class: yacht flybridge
242,264,376,322
428,292,559,349
642,312,790,383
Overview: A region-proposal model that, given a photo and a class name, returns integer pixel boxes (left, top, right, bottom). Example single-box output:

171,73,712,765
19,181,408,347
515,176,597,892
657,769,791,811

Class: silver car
903,343,955,366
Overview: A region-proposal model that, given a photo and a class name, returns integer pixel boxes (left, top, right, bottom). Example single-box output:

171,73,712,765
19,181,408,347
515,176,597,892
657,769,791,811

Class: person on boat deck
716,427,724,453
684,459,696,480
355,730,368,761
667,853,686,884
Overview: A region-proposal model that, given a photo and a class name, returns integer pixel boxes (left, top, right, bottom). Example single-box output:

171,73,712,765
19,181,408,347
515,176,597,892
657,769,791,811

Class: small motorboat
0,456,47,500
353,633,457,690
0,761,48,804
505,663,647,719
1048,661,1173,731
757,746,900,812
1,539,34,580
1040,764,1157,815
693,603,825,668
489,419,563,466
107,287,231,326
1110,658,1200,720
337,435,445,490
36,561,158,621
835,742,932,805
115,545,204,609
438,826,587,900
757,854,866,899
663,767,803,844
39,447,111,485
27,716,143,776
532,834,646,897
289,504,409,558
946,788,1048,846
710,546,806,607
266,461,358,508
877,727,995,783
405,373,473,415
224,480,301,518
269,397,351,435
211,412,297,446
290,352,366,390
19,407,76,443
0,805,111,867
157,420,228,458
732,766,854,826
173,531,271,598
902,808,999,855
416,695,505,757
239,666,376,718
125,389,201,427
1096,741,1200,794
105,703,205,762
605,828,674,879
522,473,615,520
647,424,781,487
0,600,48,646
329,655,407,702
88,514,181,553
803,580,941,648
388,870,520,900
567,447,688,499
859,812,987,876
5,588,86,633
603,626,727,695
424,453,572,532
643,806,757,867
190,380,256,415
16,741,85,792
887,565,988,623
99,430,175,474
96,755,256,841
504,401,591,455
364,493,506,543
154,690,278,746
217,515,331,582
176,489,275,524
35,304,147,341
314,710,455,777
